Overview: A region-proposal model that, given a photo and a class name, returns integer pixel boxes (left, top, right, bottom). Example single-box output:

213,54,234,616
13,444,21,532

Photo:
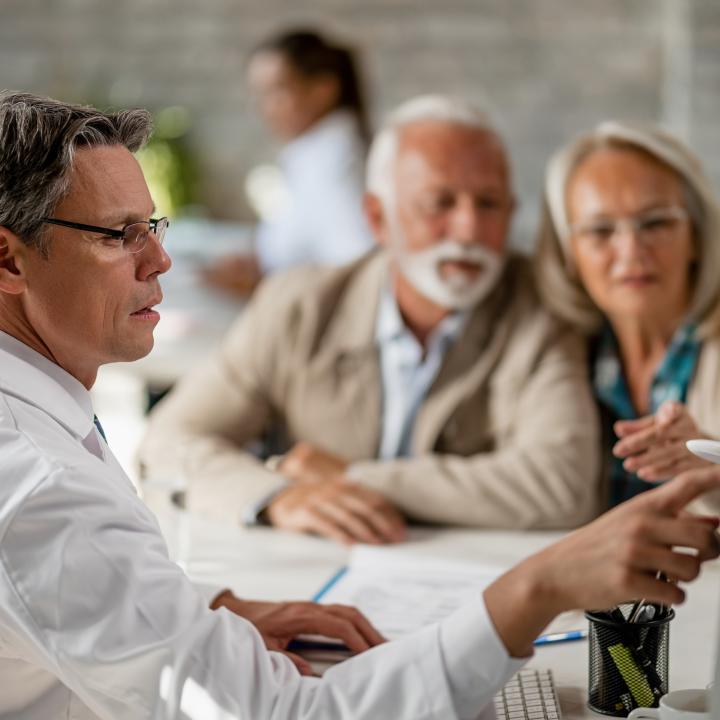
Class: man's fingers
644,515,719,555
631,544,705,583
616,569,687,608
650,468,720,513
281,650,316,676
325,603,386,646
290,612,371,653
340,492,406,543
304,508,356,545
272,603,382,652
317,499,385,545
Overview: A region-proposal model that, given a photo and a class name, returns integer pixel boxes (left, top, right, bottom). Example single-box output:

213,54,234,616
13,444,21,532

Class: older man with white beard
140,95,601,543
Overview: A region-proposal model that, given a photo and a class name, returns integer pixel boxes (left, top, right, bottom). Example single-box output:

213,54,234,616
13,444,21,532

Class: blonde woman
536,122,720,507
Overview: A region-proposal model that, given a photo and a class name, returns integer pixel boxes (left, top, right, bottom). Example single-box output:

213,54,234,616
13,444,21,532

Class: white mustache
417,240,495,266
393,239,505,310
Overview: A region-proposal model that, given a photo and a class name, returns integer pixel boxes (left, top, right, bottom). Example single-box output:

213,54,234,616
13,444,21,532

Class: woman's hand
613,400,714,481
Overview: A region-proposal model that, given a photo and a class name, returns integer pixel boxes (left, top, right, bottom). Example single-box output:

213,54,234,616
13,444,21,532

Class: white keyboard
494,669,562,720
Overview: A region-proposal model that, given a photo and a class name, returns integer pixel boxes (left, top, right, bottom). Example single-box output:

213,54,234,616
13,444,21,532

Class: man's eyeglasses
42,217,169,254
569,206,688,251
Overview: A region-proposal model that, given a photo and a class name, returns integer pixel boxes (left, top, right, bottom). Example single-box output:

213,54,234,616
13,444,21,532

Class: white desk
151,500,719,720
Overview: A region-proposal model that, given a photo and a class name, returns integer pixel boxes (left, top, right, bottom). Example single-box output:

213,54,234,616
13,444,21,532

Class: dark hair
254,29,370,143
0,91,152,255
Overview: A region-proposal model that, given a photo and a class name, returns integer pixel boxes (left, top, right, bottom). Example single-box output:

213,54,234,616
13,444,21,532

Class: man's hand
267,480,407,545
485,469,720,658
279,442,349,484
613,401,713,481
212,593,385,675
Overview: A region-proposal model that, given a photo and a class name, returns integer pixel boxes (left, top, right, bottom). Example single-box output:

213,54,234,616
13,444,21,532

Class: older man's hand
485,468,720,658
278,442,350,484
266,479,407,545
613,401,713,481
212,592,385,675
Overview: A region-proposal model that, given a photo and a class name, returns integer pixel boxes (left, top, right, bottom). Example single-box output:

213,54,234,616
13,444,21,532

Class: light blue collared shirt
245,289,468,524
375,287,469,460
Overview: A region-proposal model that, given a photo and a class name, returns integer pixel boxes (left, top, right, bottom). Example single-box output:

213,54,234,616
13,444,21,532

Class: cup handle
627,709,660,719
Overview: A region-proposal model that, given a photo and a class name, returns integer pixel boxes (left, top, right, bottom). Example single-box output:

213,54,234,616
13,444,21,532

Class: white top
255,110,374,273
0,330,524,719
375,288,468,460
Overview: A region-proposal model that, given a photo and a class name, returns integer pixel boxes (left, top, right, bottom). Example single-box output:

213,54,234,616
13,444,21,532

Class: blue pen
533,629,588,647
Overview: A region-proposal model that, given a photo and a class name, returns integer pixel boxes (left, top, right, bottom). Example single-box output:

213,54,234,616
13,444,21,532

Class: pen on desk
533,629,588,646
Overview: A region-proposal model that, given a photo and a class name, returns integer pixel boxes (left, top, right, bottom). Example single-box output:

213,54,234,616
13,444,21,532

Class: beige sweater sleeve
138,278,291,525
351,328,601,530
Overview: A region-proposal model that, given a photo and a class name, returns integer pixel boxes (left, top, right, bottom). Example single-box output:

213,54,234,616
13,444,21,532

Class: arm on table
2,462,519,720
352,326,601,529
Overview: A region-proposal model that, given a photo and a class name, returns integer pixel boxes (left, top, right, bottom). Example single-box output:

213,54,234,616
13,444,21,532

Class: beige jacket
140,251,601,529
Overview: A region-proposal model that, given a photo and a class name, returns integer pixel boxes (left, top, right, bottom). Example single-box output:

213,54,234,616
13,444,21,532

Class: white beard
392,239,505,310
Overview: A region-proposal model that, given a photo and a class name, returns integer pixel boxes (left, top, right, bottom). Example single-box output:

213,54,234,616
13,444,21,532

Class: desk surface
152,501,719,720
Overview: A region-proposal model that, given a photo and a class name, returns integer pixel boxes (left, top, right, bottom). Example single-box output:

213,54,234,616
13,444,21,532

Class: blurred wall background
1,0,718,248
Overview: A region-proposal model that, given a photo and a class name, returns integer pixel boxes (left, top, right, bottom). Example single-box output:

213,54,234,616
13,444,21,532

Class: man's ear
0,227,29,295
363,193,391,248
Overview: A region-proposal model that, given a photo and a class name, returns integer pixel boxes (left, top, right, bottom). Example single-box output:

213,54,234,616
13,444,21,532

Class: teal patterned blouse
592,322,701,507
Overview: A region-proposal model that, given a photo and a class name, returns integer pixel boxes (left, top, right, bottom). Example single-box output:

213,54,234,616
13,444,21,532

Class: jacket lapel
305,251,387,459
412,265,515,452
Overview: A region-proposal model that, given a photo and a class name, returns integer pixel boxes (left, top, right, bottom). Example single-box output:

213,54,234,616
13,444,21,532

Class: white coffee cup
627,689,710,720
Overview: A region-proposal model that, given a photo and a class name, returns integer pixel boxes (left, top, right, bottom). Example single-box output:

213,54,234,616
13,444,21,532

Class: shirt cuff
194,583,228,608
242,481,288,526
440,594,529,720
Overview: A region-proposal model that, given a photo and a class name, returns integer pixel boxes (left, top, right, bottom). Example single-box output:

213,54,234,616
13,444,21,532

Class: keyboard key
494,668,561,720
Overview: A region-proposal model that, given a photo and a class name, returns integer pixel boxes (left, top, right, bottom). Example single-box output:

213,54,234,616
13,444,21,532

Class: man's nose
137,232,172,279
448,196,480,244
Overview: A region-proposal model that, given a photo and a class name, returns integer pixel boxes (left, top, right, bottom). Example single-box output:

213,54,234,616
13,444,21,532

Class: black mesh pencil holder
586,605,673,717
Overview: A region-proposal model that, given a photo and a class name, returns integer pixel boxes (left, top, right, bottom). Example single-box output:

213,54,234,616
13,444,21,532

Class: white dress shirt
0,330,524,719
255,110,373,273
375,287,468,460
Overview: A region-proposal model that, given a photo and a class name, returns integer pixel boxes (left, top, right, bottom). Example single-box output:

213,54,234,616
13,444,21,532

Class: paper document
303,545,584,650
316,546,503,639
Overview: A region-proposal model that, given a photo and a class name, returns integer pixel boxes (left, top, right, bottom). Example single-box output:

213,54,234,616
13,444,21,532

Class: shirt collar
375,284,468,349
0,331,95,440
280,109,358,169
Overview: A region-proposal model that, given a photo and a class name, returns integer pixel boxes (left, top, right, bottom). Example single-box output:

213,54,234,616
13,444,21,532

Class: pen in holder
586,604,673,717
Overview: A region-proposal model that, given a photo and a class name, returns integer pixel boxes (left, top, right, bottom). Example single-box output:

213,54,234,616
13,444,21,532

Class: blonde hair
535,121,720,338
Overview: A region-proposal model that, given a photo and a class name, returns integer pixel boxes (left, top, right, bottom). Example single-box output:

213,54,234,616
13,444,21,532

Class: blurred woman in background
535,122,720,509
204,28,373,295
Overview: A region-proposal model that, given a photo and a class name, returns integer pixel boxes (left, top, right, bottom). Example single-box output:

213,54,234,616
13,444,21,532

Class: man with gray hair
141,94,601,543
2,90,719,720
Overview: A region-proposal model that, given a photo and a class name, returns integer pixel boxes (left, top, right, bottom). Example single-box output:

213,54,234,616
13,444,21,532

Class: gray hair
0,91,153,255
366,94,502,208
535,121,720,337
